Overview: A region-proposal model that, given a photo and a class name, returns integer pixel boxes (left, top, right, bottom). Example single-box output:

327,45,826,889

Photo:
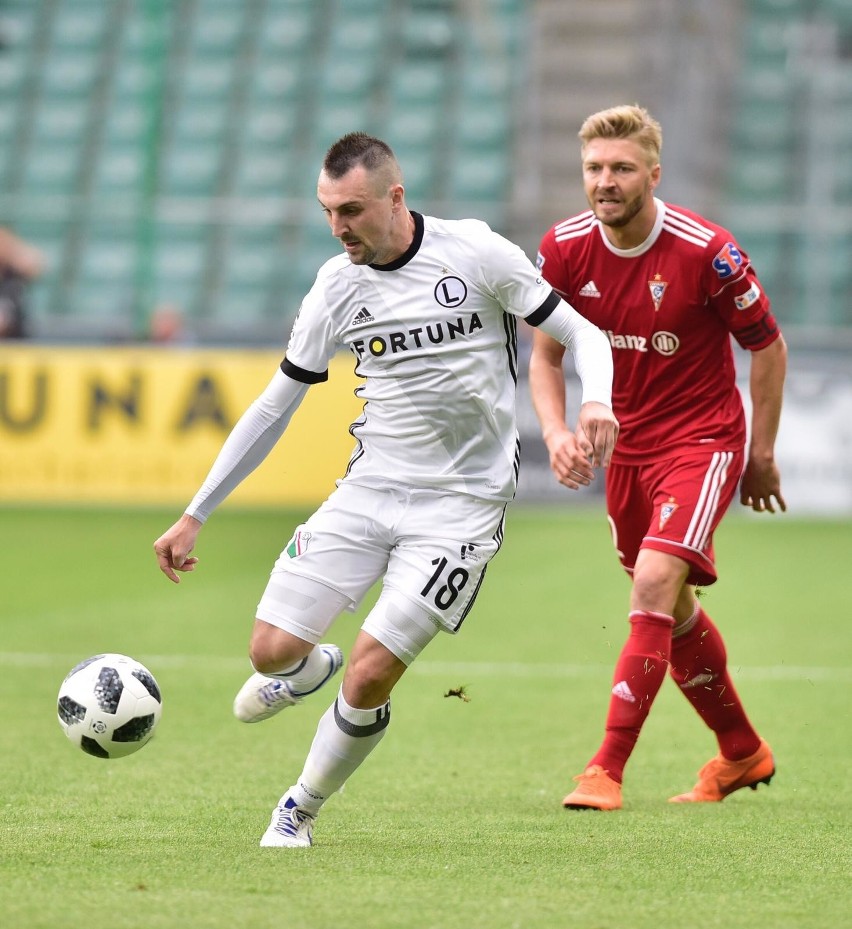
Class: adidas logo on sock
352,307,374,325
612,680,636,703
579,280,601,298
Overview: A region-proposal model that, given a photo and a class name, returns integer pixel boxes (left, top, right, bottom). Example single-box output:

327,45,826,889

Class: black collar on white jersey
369,211,424,272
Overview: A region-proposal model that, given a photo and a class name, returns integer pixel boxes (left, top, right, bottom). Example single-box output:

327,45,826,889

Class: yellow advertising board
0,345,364,507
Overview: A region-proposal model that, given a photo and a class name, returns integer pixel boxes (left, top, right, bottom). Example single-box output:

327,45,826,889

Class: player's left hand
576,401,619,468
740,458,786,513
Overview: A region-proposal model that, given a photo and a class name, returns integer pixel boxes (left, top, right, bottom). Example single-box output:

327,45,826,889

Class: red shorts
605,449,744,586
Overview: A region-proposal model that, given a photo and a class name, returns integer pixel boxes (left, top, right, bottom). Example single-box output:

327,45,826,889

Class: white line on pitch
2,652,849,683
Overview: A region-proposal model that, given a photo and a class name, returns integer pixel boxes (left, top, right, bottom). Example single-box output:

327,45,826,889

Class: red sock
589,610,674,783
669,606,760,760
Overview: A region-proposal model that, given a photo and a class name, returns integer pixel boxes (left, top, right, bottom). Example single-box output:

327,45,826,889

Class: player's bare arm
153,513,202,584
529,329,596,490
741,335,787,514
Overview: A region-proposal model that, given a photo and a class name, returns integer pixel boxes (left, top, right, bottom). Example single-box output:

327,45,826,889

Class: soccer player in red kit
529,104,787,810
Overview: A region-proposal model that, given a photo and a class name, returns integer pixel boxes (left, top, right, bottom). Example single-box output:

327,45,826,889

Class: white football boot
233,644,343,723
260,795,316,848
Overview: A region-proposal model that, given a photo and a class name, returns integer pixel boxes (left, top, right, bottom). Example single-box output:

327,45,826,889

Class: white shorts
256,481,506,662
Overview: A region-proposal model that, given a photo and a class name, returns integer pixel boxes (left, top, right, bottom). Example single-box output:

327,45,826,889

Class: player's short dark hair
323,132,399,180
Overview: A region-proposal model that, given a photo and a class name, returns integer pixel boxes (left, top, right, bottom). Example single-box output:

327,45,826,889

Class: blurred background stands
0,0,850,347
0,0,526,344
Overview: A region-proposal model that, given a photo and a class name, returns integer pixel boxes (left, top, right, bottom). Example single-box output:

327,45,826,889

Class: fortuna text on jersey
352,313,484,359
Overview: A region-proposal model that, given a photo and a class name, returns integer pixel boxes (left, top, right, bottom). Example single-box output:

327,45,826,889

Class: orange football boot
562,765,623,811
669,739,775,803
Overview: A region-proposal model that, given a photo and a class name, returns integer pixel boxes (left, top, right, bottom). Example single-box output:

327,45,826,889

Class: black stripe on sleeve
734,314,779,350
524,290,561,328
280,357,329,384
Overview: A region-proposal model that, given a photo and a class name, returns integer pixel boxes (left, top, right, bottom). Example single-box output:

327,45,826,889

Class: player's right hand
577,401,619,469
153,513,202,584
545,426,596,490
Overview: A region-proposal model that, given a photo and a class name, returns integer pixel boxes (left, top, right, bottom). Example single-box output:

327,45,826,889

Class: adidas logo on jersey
352,307,374,326
579,280,601,298
611,680,636,703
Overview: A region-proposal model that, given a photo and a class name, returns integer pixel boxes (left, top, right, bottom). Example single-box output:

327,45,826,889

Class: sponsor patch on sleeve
712,242,743,279
536,251,545,271
734,282,762,310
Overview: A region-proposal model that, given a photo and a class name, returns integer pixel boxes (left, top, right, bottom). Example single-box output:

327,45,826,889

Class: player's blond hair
579,105,662,167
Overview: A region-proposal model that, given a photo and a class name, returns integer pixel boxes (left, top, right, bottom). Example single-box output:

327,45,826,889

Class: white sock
265,645,335,697
288,686,391,813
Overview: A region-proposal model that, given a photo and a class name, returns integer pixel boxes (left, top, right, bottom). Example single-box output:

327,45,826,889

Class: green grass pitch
1,504,849,929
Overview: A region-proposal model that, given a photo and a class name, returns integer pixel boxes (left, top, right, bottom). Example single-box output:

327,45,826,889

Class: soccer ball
57,654,162,759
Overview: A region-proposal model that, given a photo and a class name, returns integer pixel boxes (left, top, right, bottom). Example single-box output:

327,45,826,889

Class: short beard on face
597,193,645,228
343,242,375,265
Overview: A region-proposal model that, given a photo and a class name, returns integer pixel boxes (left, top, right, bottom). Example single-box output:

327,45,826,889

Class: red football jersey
537,199,781,464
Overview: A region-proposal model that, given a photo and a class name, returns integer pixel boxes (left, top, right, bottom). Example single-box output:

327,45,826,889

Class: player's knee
631,580,675,614
248,621,312,674
631,559,687,614
341,652,401,708
343,600,420,707
342,662,388,708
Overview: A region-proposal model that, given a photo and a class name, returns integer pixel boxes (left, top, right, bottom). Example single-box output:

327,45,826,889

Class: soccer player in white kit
154,133,618,847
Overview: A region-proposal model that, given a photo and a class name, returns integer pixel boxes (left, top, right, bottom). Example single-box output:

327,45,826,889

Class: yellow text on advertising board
0,346,363,506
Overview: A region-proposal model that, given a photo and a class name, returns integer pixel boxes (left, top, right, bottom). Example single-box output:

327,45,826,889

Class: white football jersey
284,212,558,501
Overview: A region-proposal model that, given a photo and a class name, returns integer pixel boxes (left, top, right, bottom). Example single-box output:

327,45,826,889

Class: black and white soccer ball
57,654,162,759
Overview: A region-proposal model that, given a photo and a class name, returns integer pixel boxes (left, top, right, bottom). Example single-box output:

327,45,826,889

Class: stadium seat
211,281,274,332
190,6,245,53
315,101,376,148
317,56,377,109
389,61,448,104
68,228,138,330
748,0,808,18
0,0,531,343
818,0,852,28
149,225,209,315
31,99,90,145
171,100,231,147
0,42,28,97
92,143,147,197
399,10,456,55
234,147,291,198
455,99,512,150
386,143,435,204
160,143,223,196
0,0,40,48
731,99,796,149
224,229,281,287
261,6,315,54
40,51,100,100
450,148,510,203
743,17,796,65
729,152,793,201
20,145,83,193
740,231,786,287
181,58,236,103
51,1,111,47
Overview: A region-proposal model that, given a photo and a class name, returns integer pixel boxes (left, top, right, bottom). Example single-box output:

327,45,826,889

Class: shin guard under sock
669,607,760,760
292,687,391,813
589,610,675,782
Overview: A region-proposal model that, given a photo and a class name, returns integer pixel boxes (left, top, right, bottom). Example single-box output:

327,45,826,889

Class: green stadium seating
0,0,524,341
724,0,852,331
748,0,807,17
